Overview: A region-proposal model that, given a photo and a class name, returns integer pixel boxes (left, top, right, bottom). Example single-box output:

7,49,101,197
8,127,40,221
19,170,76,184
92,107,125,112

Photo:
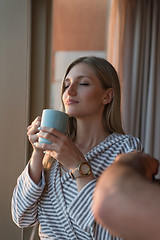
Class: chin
67,113,77,118
65,110,77,118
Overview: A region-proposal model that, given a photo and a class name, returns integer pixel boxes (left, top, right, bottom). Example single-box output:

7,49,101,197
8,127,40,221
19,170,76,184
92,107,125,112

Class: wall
0,0,52,239
0,0,29,239
53,0,107,51
51,0,107,110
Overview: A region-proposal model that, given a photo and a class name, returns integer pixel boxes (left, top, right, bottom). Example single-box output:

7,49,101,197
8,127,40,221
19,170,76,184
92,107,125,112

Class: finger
34,142,55,152
27,116,41,133
31,118,41,129
28,119,41,134
27,123,40,131
31,116,41,124
144,155,159,175
37,127,66,145
37,131,59,144
33,121,41,128
28,133,39,144
133,153,159,179
27,125,32,131
45,150,51,156
27,125,40,144
41,127,65,138
27,126,39,136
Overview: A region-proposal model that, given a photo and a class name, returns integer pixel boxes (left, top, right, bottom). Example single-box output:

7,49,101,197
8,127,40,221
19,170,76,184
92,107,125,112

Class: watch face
79,163,91,175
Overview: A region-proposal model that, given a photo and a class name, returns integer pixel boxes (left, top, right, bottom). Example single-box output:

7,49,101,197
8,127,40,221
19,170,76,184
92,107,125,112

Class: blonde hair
43,56,125,177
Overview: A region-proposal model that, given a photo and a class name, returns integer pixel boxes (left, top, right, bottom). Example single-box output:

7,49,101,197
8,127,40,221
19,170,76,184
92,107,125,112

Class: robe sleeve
11,162,45,228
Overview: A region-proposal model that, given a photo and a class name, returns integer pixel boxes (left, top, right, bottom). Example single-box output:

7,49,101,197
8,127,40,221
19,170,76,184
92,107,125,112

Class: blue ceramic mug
39,109,69,144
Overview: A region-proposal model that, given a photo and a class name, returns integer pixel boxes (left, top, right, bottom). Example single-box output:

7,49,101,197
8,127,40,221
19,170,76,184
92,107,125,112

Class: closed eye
80,83,89,86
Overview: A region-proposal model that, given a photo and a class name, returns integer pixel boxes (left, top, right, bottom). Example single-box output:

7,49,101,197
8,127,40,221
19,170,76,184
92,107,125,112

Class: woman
12,56,143,239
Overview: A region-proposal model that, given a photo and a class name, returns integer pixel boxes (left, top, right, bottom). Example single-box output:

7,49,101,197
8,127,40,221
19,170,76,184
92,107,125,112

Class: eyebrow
64,75,91,82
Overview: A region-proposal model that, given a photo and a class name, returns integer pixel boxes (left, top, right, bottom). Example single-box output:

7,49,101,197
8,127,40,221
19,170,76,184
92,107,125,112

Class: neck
74,117,110,154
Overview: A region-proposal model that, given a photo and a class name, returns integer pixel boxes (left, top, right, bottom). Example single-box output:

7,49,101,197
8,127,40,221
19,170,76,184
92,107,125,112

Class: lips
66,98,79,105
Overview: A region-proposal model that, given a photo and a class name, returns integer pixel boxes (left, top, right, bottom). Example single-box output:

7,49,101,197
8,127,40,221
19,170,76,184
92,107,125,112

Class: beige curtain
106,0,160,160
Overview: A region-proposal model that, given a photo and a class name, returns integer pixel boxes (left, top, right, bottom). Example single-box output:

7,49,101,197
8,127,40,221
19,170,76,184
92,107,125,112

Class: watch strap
70,169,83,179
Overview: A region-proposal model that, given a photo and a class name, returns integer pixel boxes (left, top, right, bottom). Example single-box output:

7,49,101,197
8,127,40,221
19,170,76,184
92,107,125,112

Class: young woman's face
62,63,108,119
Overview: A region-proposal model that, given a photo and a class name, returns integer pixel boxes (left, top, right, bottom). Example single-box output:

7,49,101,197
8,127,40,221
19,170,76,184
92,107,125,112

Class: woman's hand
34,127,86,170
27,116,46,184
27,116,43,152
115,152,159,180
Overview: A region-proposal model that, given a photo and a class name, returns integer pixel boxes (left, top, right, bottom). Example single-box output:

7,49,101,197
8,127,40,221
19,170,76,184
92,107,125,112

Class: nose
67,83,77,96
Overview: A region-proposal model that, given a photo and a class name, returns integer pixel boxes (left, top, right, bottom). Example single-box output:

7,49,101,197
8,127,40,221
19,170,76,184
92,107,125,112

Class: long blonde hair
43,56,125,177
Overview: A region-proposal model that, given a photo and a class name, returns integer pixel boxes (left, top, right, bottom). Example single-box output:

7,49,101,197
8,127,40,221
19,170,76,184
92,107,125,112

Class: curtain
106,0,160,161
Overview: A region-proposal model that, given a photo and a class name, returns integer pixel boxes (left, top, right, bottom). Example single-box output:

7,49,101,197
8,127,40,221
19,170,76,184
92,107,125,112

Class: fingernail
34,142,36,146
38,127,42,131
43,151,46,154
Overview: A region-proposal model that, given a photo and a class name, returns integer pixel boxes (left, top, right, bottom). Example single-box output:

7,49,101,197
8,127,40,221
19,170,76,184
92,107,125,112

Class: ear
103,88,113,105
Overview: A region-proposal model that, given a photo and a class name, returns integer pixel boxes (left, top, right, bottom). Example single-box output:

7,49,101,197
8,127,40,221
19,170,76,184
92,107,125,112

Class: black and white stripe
12,133,143,239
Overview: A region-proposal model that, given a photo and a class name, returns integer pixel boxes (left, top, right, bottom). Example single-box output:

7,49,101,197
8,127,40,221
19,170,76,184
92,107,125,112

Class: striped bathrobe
12,133,143,240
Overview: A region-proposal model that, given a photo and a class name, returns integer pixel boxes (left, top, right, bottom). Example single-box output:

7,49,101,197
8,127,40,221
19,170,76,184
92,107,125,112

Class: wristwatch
69,162,91,179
